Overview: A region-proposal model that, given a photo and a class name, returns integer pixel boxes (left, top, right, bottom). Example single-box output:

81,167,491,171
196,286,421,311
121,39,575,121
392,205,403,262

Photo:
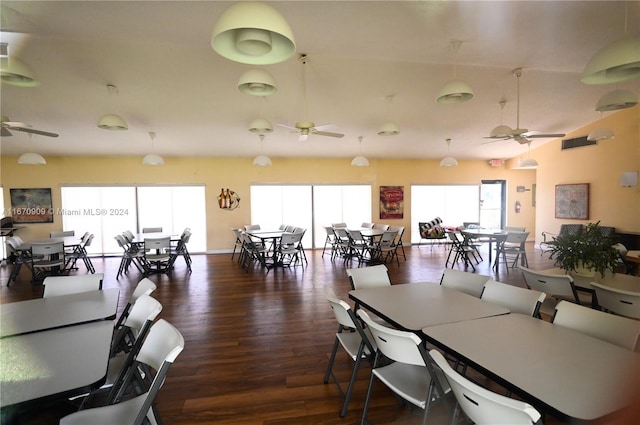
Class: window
250,184,372,249
61,185,206,255
410,185,480,244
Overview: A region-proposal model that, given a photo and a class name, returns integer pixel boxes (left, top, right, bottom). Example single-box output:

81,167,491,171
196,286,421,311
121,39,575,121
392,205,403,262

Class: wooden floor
0,242,614,424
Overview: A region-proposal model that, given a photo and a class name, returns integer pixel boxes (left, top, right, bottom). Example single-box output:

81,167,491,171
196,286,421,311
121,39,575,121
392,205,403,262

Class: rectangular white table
348,282,510,331
0,320,114,408
0,288,119,338
422,314,640,422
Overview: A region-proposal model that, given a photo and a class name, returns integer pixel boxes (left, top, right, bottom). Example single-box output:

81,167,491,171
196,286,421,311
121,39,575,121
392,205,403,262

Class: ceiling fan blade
10,126,59,138
1,127,12,137
522,130,565,138
313,131,344,138
482,135,511,140
277,123,297,130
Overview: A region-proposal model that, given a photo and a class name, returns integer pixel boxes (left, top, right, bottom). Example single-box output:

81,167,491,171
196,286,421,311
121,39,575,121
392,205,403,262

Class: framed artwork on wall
555,183,589,220
9,188,54,223
379,186,404,219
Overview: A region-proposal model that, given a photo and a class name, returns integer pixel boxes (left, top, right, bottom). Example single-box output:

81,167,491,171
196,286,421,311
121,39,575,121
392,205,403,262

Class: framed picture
9,188,54,223
379,186,404,219
555,183,589,220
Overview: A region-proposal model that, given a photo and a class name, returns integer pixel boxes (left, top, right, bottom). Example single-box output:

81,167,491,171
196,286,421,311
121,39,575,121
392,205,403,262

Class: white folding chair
440,269,492,298
495,231,529,273
141,227,163,233
80,294,163,408
591,281,640,319
42,273,104,298
322,226,336,258
429,349,542,425
552,300,640,351
61,319,185,425
323,286,377,417
518,266,580,317
480,280,546,317
358,310,451,425
141,236,172,276
115,234,145,279
113,278,158,332
370,230,399,265
346,264,391,290
31,241,66,283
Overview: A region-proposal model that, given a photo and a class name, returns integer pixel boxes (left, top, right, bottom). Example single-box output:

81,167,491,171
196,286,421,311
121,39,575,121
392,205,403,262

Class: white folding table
422,313,640,422
0,320,114,408
0,288,119,338
348,282,510,331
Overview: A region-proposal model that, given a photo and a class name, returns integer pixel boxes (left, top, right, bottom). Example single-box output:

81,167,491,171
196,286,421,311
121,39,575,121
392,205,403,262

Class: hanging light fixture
582,3,640,85
18,152,46,165
587,127,615,142
487,100,514,139
351,136,370,167
595,89,638,111
18,134,46,165
519,142,538,169
211,1,296,65
253,134,272,166
248,117,273,134
378,95,400,136
97,84,128,130
439,138,458,167
436,40,474,104
0,56,40,87
238,68,277,96
142,131,164,165
582,36,640,84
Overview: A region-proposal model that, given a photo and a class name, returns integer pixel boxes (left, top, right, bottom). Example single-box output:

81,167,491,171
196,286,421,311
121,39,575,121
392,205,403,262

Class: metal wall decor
217,188,241,210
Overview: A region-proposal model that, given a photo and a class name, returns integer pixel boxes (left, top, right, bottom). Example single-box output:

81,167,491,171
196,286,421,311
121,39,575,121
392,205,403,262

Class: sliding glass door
410,185,480,244
61,185,206,255
250,184,372,249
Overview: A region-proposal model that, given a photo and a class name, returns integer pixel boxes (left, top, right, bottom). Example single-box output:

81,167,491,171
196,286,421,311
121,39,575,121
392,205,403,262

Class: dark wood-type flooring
0,242,630,424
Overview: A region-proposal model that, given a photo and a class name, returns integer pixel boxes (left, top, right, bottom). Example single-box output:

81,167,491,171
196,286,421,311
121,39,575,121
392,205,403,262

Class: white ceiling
1,1,639,162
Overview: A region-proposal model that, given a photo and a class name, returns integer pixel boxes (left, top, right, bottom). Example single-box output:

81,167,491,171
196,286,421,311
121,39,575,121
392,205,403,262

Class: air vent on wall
561,136,597,150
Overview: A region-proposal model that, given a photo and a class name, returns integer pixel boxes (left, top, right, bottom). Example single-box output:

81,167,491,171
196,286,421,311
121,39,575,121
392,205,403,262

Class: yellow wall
530,105,640,241
2,106,638,251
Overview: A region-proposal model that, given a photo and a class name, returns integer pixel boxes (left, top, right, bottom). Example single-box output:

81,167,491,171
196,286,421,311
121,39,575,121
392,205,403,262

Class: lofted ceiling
1,0,639,163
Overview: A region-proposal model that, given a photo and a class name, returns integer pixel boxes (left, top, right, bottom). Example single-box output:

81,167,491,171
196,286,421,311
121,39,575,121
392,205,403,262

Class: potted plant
546,221,620,277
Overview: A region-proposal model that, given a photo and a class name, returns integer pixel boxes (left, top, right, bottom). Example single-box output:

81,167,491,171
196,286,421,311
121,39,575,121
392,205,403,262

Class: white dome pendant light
439,138,458,167
351,136,369,166
595,89,638,111
237,68,277,96
18,134,46,165
378,95,400,136
436,40,474,104
253,134,272,166
211,1,296,65
487,100,514,139
519,142,538,169
582,3,640,84
142,131,164,165
97,84,128,130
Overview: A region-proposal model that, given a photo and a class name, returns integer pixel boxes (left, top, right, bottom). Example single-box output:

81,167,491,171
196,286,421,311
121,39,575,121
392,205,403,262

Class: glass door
480,180,506,229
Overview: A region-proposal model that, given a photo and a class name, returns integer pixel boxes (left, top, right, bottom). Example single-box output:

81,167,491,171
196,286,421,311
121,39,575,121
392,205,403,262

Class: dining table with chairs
348,278,640,423
0,282,120,413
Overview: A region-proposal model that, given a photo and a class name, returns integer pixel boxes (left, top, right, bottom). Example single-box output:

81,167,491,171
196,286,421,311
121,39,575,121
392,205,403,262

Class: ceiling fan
484,68,565,145
278,54,344,141
1,116,59,138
